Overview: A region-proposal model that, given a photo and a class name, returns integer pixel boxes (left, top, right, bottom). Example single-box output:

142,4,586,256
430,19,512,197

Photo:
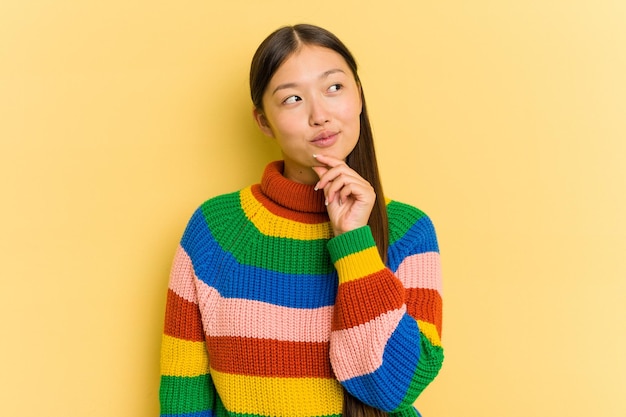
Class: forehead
269,45,351,84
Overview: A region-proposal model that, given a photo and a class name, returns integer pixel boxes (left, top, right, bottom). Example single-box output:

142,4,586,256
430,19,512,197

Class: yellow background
1,1,624,416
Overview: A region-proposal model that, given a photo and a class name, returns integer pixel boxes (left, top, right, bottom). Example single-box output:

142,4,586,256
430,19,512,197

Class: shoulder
196,188,245,219
386,199,439,257
180,187,249,246
386,199,436,235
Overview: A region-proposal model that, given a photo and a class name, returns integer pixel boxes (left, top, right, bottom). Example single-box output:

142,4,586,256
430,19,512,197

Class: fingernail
313,154,318,158
325,198,329,206
314,183,319,191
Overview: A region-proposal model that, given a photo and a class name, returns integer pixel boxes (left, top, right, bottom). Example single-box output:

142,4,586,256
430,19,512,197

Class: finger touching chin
311,166,328,178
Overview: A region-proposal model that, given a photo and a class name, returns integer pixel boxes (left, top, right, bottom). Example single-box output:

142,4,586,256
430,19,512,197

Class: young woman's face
254,44,362,184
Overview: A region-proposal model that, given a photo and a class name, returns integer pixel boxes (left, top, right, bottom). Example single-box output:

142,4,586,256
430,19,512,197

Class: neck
283,165,318,185
282,158,319,185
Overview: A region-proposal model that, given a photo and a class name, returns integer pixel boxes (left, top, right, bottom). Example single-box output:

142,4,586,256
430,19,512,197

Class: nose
308,96,331,126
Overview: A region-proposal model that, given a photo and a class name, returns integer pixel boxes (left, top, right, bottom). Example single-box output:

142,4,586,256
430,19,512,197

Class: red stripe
406,287,443,337
207,336,332,378
163,289,205,342
333,271,405,330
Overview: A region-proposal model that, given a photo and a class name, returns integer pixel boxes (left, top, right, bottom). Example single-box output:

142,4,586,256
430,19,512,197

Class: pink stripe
329,307,405,381
396,252,442,294
168,245,198,304
196,280,333,343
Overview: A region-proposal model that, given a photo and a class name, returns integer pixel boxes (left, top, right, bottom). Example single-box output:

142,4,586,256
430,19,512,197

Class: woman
159,24,443,417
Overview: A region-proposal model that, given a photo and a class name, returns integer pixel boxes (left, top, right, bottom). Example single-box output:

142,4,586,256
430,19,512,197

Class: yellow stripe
417,320,442,347
334,246,385,283
211,368,342,416
240,188,332,240
160,335,209,377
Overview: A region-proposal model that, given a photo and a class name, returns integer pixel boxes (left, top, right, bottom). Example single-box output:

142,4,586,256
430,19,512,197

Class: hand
311,154,376,236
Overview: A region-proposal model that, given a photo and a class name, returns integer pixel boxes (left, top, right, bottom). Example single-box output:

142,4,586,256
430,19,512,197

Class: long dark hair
250,24,389,417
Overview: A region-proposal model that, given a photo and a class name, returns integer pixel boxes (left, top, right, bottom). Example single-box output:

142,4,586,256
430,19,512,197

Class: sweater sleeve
159,221,216,416
327,221,444,413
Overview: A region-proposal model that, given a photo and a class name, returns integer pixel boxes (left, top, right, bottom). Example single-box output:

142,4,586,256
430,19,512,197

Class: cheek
338,94,362,120
271,113,305,138
339,103,361,127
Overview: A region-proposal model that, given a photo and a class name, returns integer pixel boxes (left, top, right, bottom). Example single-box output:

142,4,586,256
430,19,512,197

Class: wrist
332,221,368,237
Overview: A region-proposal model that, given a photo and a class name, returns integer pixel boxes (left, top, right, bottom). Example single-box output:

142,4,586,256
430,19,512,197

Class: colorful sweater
160,161,443,417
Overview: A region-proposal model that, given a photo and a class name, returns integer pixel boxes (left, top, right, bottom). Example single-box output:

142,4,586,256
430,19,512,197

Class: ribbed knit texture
160,161,444,417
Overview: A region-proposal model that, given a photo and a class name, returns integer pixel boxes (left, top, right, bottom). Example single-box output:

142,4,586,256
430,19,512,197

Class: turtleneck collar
260,161,327,214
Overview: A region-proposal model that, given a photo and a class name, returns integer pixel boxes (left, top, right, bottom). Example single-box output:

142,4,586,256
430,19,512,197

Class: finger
313,163,363,191
317,171,345,203
312,153,346,168
323,173,350,204
312,166,338,195
337,180,374,205
325,173,373,205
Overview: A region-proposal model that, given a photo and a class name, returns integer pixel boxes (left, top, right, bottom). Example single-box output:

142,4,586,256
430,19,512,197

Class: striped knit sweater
160,161,443,417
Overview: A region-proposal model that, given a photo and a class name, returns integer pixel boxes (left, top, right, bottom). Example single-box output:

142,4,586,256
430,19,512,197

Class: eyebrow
271,68,346,96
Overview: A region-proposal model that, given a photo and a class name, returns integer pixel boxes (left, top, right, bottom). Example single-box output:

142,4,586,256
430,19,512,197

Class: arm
328,217,443,413
312,154,443,411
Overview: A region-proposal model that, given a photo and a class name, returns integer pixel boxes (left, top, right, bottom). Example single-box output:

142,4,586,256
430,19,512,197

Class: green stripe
199,193,334,275
196,196,429,274
387,201,427,246
160,374,214,414
327,225,376,264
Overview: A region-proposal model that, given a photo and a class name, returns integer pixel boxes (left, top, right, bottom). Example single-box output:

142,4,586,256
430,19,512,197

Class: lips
311,130,339,147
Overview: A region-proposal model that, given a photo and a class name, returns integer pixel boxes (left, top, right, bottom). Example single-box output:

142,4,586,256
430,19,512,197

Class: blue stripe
343,314,421,411
207,257,338,308
181,208,337,308
388,216,439,272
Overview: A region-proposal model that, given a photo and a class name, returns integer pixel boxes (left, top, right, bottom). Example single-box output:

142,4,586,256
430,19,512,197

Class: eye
283,95,301,105
328,84,343,93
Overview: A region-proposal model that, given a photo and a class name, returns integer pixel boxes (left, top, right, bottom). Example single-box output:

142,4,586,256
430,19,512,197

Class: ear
253,108,274,138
